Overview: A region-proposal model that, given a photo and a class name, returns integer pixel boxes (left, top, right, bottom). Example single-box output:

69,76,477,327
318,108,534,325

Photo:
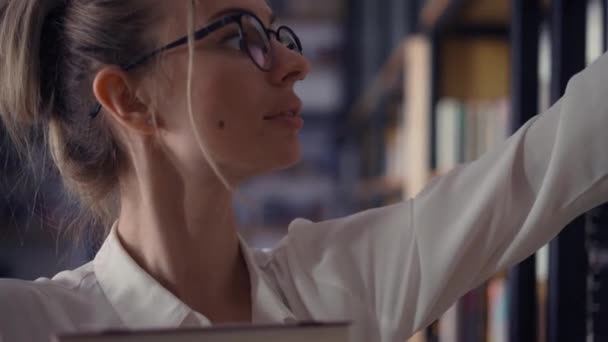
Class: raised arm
268,52,608,341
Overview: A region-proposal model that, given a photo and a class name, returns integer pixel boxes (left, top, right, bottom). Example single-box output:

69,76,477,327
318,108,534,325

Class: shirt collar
93,224,296,328
239,239,297,324
93,225,196,329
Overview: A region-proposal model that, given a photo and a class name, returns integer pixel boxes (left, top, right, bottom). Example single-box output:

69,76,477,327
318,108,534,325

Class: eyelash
220,33,242,50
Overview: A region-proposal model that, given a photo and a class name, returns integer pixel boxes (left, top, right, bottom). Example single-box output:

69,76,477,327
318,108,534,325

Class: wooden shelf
421,0,453,29
439,37,511,100
421,0,511,32
459,0,511,26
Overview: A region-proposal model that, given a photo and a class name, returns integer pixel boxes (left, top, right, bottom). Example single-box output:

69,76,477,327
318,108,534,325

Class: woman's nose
267,40,311,87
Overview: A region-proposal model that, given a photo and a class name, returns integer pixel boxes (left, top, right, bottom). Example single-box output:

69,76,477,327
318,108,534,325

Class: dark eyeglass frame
89,10,303,118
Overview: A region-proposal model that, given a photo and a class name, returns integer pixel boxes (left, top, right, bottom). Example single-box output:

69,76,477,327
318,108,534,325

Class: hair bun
0,0,65,144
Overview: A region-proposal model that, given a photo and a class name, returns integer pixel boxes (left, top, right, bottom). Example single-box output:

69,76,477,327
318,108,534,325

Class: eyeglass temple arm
89,16,240,118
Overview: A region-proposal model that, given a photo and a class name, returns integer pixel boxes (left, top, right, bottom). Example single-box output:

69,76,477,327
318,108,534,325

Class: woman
0,0,607,341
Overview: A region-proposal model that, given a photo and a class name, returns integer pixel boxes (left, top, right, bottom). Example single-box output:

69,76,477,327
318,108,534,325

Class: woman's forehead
196,0,273,25
158,0,274,41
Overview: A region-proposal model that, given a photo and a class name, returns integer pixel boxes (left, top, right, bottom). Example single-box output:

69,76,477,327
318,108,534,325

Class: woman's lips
263,111,297,120
263,111,304,130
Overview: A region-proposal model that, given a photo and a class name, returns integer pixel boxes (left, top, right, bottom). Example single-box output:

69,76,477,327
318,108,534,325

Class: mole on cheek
218,120,225,129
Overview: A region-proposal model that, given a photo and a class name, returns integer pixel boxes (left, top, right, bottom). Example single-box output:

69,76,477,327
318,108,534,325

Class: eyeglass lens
240,14,301,71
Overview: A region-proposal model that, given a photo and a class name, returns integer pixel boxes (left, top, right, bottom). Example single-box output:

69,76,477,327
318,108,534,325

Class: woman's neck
115,163,251,323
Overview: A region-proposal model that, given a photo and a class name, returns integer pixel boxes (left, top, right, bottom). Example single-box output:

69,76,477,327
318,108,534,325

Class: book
436,98,464,173
403,35,432,197
438,302,459,342
435,98,511,172
487,276,507,342
53,322,351,342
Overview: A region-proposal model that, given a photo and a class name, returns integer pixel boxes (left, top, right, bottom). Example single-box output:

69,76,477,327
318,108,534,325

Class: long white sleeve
264,52,608,341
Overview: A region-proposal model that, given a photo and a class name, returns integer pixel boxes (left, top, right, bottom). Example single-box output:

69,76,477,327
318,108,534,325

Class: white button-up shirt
3,52,608,342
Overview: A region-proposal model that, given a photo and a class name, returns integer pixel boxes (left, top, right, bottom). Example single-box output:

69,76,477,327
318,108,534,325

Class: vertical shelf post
547,1,589,341
508,1,540,341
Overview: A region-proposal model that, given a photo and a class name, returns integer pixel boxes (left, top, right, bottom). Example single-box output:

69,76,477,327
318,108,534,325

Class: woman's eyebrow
208,7,275,25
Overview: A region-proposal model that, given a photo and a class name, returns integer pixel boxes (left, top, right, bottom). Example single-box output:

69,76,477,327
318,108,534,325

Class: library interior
1,0,607,341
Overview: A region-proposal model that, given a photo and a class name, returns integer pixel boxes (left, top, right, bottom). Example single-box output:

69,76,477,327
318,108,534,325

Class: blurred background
2,0,608,341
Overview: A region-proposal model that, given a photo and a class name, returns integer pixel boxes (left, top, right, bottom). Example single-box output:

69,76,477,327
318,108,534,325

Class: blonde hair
0,0,160,240
0,0,233,242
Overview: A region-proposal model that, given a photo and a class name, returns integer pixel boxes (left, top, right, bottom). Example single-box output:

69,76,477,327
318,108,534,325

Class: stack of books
53,322,351,342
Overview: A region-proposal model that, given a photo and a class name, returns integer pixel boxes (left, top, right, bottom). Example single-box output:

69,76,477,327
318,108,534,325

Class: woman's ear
92,67,157,135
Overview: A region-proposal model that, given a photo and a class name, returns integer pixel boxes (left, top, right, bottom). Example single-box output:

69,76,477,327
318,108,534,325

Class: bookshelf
388,0,607,341
402,0,512,187
587,203,608,341
587,4,608,341
402,1,514,341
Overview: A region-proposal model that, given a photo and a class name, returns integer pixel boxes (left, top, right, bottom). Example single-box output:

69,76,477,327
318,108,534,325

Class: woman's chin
229,144,302,180
278,155,301,170
266,151,302,172
279,144,302,166
258,147,302,174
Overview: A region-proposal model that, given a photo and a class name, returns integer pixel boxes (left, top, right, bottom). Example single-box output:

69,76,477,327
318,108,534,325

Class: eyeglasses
89,10,303,118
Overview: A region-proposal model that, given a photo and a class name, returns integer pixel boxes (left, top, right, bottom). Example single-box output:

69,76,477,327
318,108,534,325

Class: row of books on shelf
434,98,511,342
401,97,513,342
384,96,512,198
435,276,508,342
435,97,511,172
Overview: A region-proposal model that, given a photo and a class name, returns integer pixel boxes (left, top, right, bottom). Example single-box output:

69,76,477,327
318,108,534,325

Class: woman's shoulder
0,263,110,341
0,266,91,314
0,261,95,301
0,277,72,341
0,277,43,303
0,276,73,309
